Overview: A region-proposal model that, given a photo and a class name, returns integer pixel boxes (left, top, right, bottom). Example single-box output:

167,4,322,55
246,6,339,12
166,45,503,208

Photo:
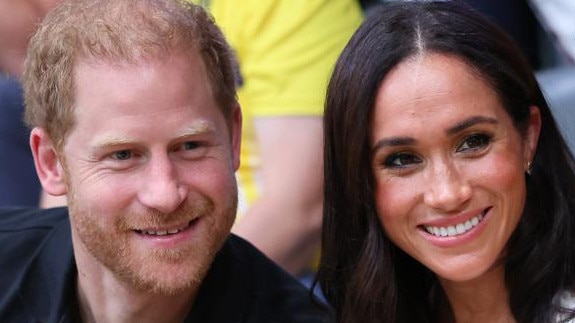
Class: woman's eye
384,153,421,168
457,133,491,152
111,150,132,160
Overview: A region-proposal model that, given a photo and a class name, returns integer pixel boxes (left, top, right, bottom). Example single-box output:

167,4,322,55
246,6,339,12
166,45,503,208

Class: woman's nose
423,160,472,211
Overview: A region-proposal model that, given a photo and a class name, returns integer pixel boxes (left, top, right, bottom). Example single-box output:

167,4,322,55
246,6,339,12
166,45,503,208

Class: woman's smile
370,53,535,282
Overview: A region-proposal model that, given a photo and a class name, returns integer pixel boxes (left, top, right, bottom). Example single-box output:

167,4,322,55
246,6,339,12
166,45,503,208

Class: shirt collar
18,215,77,322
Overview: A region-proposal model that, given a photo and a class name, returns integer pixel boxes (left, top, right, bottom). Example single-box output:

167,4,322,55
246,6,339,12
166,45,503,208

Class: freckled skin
370,53,538,284
61,51,241,295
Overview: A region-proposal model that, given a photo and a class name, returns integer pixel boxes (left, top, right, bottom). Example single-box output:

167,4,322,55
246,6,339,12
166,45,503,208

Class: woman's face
370,53,540,283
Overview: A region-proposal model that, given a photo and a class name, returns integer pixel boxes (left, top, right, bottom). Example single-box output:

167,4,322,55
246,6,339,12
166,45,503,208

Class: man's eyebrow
92,122,217,148
446,116,498,135
174,121,215,139
93,135,135,148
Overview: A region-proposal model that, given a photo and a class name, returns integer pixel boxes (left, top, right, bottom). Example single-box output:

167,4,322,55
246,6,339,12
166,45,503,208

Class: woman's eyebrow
372,116,499,153
372,137,416,153
446,116,498,135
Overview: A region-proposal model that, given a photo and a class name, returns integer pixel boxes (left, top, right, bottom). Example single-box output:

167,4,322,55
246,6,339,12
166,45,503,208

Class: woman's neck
437,265,515,323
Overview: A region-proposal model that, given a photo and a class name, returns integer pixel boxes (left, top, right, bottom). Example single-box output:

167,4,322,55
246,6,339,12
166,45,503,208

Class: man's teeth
424,213,484,238
139,221,191,236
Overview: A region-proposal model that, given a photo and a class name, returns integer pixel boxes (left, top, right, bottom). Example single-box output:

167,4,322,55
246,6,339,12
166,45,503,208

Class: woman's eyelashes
456,133,492,154
383,152,422,169
378,133,493,171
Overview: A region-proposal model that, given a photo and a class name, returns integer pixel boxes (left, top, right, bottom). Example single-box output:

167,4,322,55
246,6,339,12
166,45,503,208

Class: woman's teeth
424,212,485,237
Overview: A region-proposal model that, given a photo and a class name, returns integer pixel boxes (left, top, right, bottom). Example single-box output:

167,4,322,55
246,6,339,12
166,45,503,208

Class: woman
317,1,575,322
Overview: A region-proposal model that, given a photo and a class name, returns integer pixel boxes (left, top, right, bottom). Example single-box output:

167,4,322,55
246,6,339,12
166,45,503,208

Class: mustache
123,198,215,231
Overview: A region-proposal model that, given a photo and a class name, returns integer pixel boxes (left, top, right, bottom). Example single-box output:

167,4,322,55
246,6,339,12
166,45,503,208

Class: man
0,0,329,322
37,0,362,276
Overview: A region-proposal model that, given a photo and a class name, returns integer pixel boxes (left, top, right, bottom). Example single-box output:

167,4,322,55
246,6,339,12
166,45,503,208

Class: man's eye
182,141,200,150
111,150,132,160
383,153,421,168
457,134,491,152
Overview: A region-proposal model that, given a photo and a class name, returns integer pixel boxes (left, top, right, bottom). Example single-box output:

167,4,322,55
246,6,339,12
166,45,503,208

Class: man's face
62,51,240,295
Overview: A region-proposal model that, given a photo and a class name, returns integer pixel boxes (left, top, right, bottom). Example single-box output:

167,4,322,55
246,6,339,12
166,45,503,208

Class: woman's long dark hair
317,1,575,322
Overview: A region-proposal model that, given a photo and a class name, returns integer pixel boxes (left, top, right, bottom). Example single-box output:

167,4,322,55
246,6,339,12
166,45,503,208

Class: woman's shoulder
554,290,575,322
557,290,575,306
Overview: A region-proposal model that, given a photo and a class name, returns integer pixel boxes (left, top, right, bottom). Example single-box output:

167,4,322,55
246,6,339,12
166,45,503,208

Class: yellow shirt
192,0,362,214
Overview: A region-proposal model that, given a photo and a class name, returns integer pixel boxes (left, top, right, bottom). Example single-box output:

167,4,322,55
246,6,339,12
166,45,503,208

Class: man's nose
138,154,187,214
423,160,472,211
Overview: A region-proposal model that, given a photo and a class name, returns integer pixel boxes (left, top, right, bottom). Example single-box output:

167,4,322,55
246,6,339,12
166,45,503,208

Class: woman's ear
30,127,68,196
524,106,542,164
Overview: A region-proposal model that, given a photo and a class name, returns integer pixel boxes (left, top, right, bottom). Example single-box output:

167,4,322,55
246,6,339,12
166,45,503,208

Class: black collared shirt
0,207,331,323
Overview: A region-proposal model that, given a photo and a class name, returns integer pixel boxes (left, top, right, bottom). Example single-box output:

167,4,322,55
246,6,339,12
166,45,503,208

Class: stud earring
526,160,532,175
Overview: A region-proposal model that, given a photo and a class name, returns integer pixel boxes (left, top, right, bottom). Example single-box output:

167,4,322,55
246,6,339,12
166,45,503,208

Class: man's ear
524,106,542,164
230,103,242,171
30,127,68,196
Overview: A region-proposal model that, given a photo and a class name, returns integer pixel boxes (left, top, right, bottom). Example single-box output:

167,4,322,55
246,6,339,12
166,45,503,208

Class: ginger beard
67,183,237,295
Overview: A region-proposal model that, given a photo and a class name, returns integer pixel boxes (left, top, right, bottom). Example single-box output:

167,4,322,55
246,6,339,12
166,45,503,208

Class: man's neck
76,266,197,323
72,237,198,323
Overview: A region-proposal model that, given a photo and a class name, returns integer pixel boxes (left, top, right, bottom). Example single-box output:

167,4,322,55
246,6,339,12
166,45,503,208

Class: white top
554,291,575,322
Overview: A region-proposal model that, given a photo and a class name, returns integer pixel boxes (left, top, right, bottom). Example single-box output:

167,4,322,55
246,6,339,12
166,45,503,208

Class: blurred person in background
192,0,363,276
529,0,575,153
0,0,61,206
